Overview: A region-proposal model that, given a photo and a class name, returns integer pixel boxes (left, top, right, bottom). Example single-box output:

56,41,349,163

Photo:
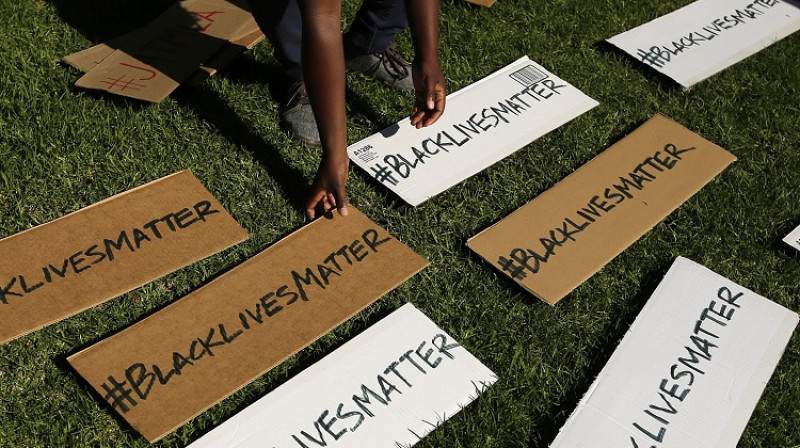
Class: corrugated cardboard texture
0,170,249,344
72,0,255,102
467,114,736,305
68,207,429,442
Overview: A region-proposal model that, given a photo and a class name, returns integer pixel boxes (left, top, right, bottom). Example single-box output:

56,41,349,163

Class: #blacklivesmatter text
497,144,695,281
289,333,463,448
368,78,567,186
98,228,393,414
0,200,220,306
637,0,784,68
629,286,743,447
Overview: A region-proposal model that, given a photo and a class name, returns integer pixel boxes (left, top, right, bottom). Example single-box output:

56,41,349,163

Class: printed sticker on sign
347,56,598,206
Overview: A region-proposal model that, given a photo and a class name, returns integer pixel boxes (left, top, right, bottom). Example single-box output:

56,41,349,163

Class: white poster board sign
783,224,800,251
189,303,497,448
606,0,800,88
550,257,798,448
347,56,598,206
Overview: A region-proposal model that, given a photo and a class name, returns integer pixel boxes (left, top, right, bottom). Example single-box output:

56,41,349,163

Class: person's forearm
299,0,347,162
404,0,440,65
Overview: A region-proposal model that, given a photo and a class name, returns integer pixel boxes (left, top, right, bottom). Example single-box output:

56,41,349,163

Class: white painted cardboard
550,257,798,448
607,0,800,88
188,303,498,448
782,224,800,252
347,56,598,206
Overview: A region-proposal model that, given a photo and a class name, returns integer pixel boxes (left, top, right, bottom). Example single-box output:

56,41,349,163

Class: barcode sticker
509,64,547,86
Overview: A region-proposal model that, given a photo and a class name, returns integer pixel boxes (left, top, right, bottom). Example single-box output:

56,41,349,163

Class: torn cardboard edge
188,303,498,448
606,0,800,89
549,256,799,447
467,114,737,305
67,206,429,442
0,170,249,344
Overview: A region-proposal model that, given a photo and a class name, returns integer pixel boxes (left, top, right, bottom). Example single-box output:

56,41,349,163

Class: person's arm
405,0,445,129
298,0,350,219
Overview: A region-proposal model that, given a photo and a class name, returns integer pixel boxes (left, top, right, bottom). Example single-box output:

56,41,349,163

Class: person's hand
306,153,349,220
410,59,446,129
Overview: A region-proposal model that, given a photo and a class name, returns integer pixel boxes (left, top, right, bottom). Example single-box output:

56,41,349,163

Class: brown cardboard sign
467,114,736,305
73,0,254,102
68,207,428,442
0,171,249,344
463,0,498,7
63,10,263,85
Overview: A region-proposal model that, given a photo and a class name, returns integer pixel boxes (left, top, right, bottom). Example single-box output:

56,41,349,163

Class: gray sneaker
281,81,321,147
345,43,414,94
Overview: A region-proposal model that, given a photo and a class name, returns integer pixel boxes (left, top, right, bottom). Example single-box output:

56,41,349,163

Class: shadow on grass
594,40,683,92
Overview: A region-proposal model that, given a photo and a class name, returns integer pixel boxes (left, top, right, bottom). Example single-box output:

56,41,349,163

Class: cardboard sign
467,114,736,305
72,0,255,102
347,56,598,206
188,303,497,448
550,257,799,447
0,170,248,344
782,224,800,252
463,0,498,7
607,0,800,88
64,5,263,87
68,207,428,442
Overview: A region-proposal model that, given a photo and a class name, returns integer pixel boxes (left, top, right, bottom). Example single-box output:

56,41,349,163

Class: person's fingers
306,192,322,220
410,105,425,128
333,185,349,217
422,86,445,127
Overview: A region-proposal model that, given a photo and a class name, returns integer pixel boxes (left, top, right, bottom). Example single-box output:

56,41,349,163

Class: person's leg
345,0,408,54
247,0,303,82
247,0,320,146
343,0,413,93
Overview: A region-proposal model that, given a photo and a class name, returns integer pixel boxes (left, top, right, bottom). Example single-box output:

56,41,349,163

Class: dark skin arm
300,0,445,219
406,0,446,129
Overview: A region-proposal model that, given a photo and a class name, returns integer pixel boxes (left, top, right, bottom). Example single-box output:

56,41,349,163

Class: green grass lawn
1,0,800,446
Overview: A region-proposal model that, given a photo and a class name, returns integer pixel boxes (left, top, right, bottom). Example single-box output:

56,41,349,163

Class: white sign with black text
607,0,800,88
347,56,598,206
783,224,800,252
550,257,798,448
189,303,498,448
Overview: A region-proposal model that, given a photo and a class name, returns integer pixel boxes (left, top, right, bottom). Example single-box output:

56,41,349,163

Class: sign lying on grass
607,0,800,88
69,0,257,102
0,170,248,345
467,114,736,305
63,0,263,87
782,224,800,252
188,303,497,448
347,56,598,206
68,207,428,442
550,256,799,448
